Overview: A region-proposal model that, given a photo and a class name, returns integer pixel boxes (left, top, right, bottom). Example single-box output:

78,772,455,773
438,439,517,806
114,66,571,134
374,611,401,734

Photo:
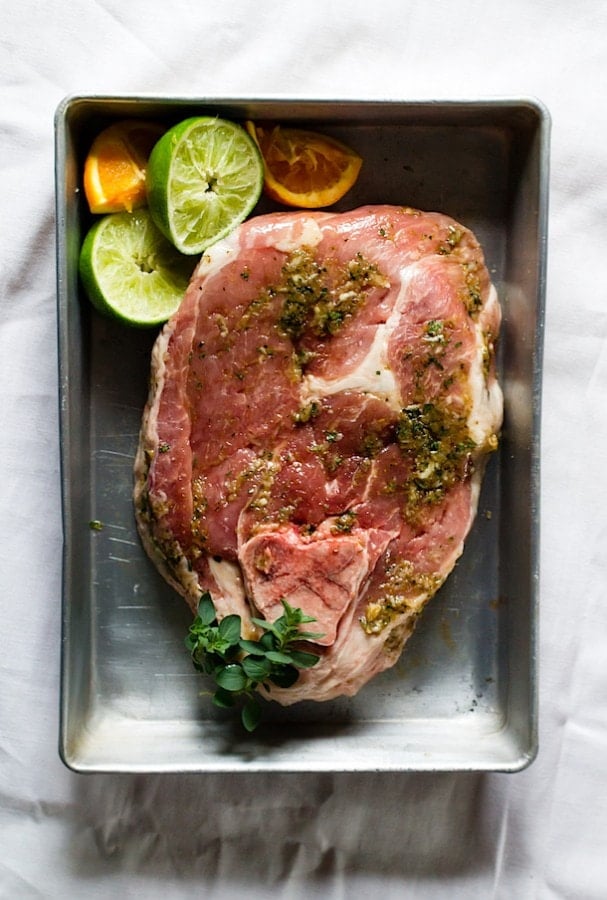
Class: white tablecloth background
2,1,606,897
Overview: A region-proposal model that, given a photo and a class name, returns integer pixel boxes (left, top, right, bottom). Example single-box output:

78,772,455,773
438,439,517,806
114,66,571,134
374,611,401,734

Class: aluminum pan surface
55,96,549,773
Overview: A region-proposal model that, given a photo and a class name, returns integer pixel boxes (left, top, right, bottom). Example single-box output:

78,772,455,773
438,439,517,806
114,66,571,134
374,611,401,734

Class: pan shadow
67,768,497,887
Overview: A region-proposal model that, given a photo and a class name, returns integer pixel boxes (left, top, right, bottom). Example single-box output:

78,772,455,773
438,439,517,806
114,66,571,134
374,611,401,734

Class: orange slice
83,120,165,214
245,121,362,208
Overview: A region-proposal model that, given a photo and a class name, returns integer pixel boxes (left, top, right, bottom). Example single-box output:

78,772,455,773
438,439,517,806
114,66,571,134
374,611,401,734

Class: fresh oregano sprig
185,592,324,732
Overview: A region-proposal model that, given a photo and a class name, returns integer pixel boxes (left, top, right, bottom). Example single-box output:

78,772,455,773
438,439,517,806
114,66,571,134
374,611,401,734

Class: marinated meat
134,205,502,704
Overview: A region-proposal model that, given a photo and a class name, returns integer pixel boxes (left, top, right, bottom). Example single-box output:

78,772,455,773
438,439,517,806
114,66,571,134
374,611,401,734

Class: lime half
146,116,264,255
79,210,194,327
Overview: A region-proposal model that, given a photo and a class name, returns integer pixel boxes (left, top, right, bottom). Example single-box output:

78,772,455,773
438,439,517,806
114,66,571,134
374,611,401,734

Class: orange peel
83,119,164,214
246,121,362,208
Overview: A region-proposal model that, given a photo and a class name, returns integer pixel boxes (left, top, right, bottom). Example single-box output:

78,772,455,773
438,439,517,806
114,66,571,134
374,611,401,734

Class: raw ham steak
134,205,502,704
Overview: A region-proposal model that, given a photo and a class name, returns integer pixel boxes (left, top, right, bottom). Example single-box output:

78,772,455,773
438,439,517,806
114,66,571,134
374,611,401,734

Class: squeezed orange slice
83,120,165,214
246,121,362,208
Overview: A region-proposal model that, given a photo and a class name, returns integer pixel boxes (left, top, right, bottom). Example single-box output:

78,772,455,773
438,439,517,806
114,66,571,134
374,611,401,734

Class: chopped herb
461,261,483,316
275,248,388,340
360,431,384,458
237,289,274,330
88,519,103,531
215,314,229,338
481,331,495,375
325,453,344,474
395,402,476,514
309,440,344,474
360,560,443,634
300,523,317,536
437,225,463,256
293,400,321,425
331,510,357,533
186,593,323,731
257,344,275,360
279,292,316,339
277,504,296,523
424,319,444,340
158,442,171,454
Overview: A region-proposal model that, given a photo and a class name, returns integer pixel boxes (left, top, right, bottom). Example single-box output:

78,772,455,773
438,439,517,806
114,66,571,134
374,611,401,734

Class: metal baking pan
55,95,549,772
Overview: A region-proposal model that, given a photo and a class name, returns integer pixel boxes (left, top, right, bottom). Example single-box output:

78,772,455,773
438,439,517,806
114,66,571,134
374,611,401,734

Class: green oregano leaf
241,655,273,680
185,593,324,731
184,633,198,653
212,687,236,709
291,630,326,642
219,614,242,644
268,665,300,689
260,632,275,650
215,664,248,692
241,698,263,733
264,650,296,665
197,592,216,626
238,639,266,656
288,649,322,669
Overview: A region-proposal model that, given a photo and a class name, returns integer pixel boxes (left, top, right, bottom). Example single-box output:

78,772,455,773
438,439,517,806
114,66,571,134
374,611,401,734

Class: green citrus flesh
146,116,264,255
79,210,194,327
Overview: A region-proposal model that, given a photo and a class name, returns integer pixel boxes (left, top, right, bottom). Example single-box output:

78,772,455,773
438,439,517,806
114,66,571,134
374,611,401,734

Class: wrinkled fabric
2,0,607,896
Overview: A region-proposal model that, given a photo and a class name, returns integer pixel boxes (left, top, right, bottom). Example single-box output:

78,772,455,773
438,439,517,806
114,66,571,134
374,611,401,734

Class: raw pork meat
134,205,502,704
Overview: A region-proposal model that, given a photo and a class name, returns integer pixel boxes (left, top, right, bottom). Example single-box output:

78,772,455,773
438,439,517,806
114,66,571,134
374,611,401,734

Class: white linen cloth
2,1,607,896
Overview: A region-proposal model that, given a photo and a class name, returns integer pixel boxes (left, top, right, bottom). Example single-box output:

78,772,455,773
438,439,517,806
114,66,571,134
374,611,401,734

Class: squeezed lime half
78,210,194,327
146,116,264,255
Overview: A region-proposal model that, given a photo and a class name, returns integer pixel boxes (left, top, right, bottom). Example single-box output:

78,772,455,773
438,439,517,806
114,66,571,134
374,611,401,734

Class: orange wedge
245,121,362,208
83,120,165,214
